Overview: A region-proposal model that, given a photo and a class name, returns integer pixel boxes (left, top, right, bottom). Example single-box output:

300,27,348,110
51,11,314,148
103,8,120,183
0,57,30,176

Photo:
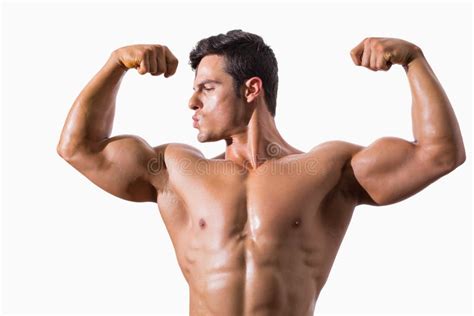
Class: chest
157,158,344,243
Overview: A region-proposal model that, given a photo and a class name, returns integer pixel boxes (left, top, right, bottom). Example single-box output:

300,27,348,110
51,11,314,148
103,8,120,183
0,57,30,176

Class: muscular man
57,30,465,315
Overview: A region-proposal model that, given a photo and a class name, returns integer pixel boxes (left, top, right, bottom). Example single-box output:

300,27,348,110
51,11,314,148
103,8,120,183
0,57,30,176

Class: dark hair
189,29,279,117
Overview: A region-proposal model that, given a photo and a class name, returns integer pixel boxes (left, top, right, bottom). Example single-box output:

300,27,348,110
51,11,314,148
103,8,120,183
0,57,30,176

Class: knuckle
374,43,384,52
163,45,172,56
138,50,146,59
156,47,164,57
147,47,156,55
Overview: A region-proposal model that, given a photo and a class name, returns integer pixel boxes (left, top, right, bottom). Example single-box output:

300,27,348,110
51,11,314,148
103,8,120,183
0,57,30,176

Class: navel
199,218,206,229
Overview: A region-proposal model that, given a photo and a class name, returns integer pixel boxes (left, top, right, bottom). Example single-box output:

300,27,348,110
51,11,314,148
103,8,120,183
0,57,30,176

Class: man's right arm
57,45,179,202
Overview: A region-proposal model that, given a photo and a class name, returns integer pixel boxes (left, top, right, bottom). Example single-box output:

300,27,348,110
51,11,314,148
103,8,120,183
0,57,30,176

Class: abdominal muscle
180,225,330,316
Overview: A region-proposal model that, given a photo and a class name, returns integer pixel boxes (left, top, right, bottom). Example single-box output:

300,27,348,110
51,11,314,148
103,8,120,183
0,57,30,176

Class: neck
224,105,300,169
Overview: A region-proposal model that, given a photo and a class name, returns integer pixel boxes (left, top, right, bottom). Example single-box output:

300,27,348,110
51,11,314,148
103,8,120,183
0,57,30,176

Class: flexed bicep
350,137,455,206
64,135,168,203
348,37,465,205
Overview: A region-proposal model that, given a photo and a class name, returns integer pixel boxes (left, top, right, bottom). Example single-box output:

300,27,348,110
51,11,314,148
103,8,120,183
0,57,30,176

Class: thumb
350,40,365,65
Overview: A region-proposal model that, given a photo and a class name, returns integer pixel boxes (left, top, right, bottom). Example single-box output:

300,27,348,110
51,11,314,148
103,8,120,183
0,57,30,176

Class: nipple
292,219,301,228
199,218,206,229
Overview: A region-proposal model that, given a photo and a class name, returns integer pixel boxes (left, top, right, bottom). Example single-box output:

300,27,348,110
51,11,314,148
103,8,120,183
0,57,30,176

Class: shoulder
310,140,364,156
148,143,205,191
310,140,373,205
153,142,205,160
152,142,207,176
148,142,204,172
307,140,365,170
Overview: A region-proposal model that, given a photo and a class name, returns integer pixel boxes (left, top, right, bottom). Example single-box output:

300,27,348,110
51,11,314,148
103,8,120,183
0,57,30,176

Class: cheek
204,93,237,125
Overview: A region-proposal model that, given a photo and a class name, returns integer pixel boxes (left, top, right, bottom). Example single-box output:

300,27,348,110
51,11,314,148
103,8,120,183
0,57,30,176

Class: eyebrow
193,79,222,91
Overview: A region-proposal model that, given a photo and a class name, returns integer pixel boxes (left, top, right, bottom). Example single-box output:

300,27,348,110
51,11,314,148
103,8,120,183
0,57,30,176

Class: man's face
189,55,248,143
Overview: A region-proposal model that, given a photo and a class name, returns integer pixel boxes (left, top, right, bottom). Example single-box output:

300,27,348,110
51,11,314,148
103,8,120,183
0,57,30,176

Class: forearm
57,53,126,156
405,50,466,165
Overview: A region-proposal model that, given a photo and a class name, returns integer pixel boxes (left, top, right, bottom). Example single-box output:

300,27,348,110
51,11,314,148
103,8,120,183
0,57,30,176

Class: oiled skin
57,38,465,315
159,144,358,315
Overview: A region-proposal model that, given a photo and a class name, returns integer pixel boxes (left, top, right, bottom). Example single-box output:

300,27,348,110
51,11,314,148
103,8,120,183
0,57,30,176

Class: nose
188,91,202,110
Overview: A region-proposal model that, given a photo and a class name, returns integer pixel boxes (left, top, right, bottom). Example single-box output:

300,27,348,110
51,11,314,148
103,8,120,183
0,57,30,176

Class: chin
197,130,223,143
197,134,207,143
197,131,210,143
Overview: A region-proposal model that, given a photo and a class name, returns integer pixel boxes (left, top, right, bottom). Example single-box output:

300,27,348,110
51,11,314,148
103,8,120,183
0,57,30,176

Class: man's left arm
348,37,466,206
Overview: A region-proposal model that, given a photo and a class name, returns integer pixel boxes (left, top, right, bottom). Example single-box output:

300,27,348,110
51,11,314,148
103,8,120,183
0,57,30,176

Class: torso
153,142,361,316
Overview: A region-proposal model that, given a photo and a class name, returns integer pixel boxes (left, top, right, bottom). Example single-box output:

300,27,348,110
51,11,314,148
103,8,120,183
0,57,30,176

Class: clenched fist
111,44,179,77
350,37,423,71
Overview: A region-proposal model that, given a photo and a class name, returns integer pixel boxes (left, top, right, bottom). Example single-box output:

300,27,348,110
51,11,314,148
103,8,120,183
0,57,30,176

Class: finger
361,44,371,68
144,52,151,73
149,49,158,75
383,51,392,65
154,46,167,76
138,51,150,75
375,54,389,71
138,59,146,74
382,51,394,71
164,46,179,77
370,47,378,70
350,39,365,65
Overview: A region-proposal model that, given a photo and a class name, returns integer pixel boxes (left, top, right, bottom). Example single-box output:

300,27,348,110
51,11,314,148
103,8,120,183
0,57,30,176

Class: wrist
107,50,128,72
403,45,425,72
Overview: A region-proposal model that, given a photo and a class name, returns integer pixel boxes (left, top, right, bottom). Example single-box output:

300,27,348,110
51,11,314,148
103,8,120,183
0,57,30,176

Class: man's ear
243,77,263,103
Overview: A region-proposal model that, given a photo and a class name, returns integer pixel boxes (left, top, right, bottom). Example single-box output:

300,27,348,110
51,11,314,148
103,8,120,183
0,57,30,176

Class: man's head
188,30,279,142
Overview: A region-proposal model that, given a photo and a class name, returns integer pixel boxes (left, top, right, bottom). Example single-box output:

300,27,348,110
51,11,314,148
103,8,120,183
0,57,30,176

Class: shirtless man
57,30,465,315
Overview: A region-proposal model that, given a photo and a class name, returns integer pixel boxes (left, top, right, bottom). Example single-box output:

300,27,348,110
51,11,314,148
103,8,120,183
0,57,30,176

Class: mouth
192,115,199,128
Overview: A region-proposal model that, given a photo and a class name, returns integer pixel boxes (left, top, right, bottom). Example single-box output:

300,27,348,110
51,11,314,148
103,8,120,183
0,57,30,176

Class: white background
1,1,472,315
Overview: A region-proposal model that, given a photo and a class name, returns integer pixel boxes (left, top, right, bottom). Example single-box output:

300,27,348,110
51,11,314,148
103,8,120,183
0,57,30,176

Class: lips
192,115,200,128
